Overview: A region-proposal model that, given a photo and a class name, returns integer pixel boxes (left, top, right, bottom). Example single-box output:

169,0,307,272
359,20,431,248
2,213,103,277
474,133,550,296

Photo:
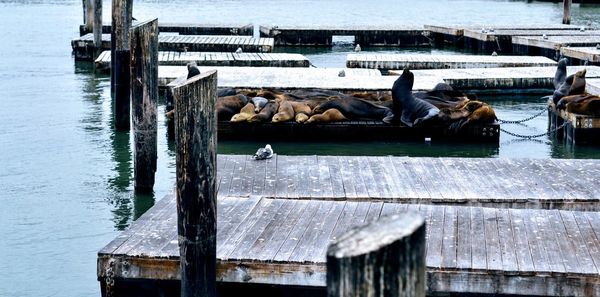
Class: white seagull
354,44,361,52
253,144,273,160
235,47,243,54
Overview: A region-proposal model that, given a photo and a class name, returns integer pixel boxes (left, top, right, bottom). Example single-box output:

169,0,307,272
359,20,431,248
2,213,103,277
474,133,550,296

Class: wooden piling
111,0,133,130
92,0,102,58
563,0,572,24
85,0,93,31
326,212,426,297
172,70,218,297
130,19,159,192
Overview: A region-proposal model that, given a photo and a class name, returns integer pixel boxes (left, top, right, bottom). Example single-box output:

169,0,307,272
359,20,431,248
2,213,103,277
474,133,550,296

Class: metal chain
497,108,547,124
105,260,115,297
500,122,568,139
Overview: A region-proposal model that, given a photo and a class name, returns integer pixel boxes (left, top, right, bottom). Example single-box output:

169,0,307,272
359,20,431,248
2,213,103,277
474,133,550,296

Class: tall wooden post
85,0,93,31
130,19,158,192
172,70,218,297
92,0,102,58
327,212,426,297
563,0,572,24
112,0,133,130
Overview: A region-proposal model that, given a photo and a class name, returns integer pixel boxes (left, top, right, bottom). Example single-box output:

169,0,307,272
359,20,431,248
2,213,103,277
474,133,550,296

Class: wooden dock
94,51,310,70
561,47,600,65
259,25,430,46
79,22,253,36
512,35,600,59
425,24,588,45
218,121,499,143
71,34,274,60
98,156,600,296
389,66,600,89
548,98,600,145
463,29,600,53
346,54,556,71
159,66,443,91
588,79,600,95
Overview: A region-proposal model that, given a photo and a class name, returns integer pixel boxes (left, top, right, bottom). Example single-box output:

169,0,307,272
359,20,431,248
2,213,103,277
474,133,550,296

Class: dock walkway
389,66,600,89
94,51,309,70
98,155,600,296
512,35,600,58
346,54,556,71
561,46,600,65
71,34,274,60
79,22,253,36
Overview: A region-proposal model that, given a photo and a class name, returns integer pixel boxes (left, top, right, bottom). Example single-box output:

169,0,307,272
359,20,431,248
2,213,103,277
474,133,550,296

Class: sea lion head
230,113,249,122
295,113,309,123
558,58,567,69
575,69,587,78
272,113,284,123
392,68,415,102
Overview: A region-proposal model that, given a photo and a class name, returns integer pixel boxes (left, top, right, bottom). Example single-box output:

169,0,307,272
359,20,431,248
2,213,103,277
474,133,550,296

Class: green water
1,0,600,296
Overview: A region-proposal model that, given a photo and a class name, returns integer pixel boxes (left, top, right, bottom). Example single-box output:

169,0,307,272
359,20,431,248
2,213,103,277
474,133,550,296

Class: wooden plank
455,206,472,269
483,207,502,272
469,207,487,270
545,210,579,274
495,208,519,275
519,208,551,273
441,206,458,269
315,155,334,198
559,210,598,274
574,211,600,273
272,200,324,262
508,208,535,273
426,205,445,269
228,154,247,197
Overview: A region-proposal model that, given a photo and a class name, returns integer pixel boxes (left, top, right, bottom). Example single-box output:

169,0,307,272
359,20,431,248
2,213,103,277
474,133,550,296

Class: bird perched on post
235,47,243,54
354,44,361,52
187,62,200,79
253,144,273,160
491,51,498,56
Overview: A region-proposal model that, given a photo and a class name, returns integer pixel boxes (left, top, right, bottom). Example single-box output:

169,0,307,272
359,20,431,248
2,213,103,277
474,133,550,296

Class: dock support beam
130,19,158,192
84,0,93,32
173,70,218,297
326,212,426,297
111,0,133,130
92,0,102,58
563,0,572,24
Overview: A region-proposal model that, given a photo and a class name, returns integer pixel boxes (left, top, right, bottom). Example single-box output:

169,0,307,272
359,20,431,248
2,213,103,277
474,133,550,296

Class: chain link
500,121,568,139
497,108,547,124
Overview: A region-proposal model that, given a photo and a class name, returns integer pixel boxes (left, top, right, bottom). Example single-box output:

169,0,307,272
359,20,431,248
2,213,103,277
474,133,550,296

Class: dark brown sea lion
439,101,497,131
313,97,394,123
392,69,440,127
230,103,256,122
272,100,295,123
306,108,348,123
569,69,587,96
295,113,309,123
290,101,312,116
566,97,600,116
217,94,248,121
248,101,279,123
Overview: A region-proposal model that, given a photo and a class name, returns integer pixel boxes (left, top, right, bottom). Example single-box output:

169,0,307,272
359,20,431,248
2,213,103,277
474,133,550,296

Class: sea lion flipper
400,110,414,127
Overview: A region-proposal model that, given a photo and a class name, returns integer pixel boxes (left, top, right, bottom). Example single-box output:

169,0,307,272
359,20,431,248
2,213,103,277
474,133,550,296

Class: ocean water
0,0,599,296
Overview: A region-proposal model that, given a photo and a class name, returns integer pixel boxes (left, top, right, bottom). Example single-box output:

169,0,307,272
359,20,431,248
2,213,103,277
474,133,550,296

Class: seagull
354,44,361,52
253,144,273,160
481,28,487,34
580,27,586,32
542,34,548,40
235,47,243,54
491,51,498,56
596,44,600,50
338,70,345,77
187,62,200,79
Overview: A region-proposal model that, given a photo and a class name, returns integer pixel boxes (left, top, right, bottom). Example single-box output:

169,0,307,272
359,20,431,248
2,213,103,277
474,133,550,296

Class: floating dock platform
159,66,442,91
218,121,499,144
560,46,600,65
79,22,253,36
94,51,310,70
512,35,600,59
259,25,431,46
463,29,600,54
346,54,556,71
97,156,600,297
71,34,274,60
389,66,600,90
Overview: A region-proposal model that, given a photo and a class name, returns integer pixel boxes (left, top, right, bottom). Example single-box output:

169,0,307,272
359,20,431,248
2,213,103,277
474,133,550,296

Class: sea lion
251,96,269,112
306,108,348,123
313,97,394,123
230,102,256,122
248,101,279,122
217,94,248,121
566,97,600,116
392,69,440,127
217,87,237,97
272,100,295,123
295,113,309,123
187,62,200,79
569,69,587,95
290,101,312,115
440,101,497,131
553,58,568,90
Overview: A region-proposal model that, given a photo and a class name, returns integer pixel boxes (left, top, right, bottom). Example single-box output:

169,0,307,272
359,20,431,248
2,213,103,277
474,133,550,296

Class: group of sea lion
213,69,497,131
551,58,600,116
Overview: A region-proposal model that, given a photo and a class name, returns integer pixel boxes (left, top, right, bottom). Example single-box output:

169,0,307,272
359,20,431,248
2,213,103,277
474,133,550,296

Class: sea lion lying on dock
439,101,497,132
251,96,268,112
290,101,312,123
230,103,256,122
556,94,600,116
217,94,248,121
272,100,295,123
248,100,279,123
306,108,348,123
392,69,440,127
313,97,394,123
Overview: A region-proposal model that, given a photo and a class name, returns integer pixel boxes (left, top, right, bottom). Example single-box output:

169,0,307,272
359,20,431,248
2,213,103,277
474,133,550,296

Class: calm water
0,0,599,296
